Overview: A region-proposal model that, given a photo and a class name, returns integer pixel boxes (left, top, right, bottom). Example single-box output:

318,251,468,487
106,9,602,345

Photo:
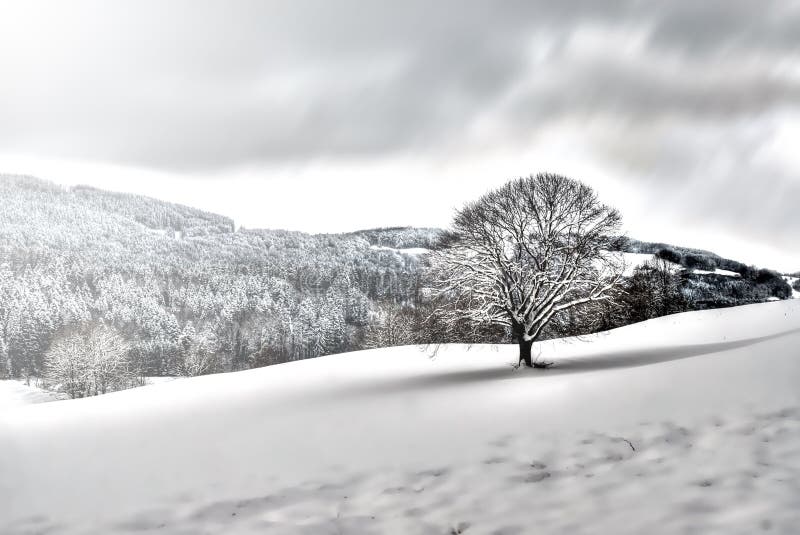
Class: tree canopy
430,173,625,367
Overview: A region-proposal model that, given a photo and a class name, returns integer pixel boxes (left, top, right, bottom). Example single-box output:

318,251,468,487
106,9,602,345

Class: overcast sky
1,1,799,270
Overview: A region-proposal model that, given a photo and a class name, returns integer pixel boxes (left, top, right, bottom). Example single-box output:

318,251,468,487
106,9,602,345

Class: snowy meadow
2,300,799,534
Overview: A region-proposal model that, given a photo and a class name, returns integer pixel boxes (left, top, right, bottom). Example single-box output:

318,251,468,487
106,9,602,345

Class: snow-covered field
2,301,800,534
369,244,430,256
0,380,67,412
0,378,180,414
691,268,741,277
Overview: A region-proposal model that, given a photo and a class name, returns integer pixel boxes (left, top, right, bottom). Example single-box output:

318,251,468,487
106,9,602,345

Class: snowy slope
2,301,800,534
0,380,66,411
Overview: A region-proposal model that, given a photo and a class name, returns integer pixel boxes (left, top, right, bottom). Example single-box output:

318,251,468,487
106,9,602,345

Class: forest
0,175,792,396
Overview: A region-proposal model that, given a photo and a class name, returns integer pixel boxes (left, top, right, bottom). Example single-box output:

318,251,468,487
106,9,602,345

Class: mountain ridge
2,174,790,272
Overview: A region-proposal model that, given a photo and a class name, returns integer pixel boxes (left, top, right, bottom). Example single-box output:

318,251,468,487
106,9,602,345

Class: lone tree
430,173,624,368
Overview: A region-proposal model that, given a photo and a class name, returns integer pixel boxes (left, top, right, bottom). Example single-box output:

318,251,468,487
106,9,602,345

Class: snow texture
0,380,66,412
692,268,742,277
2,300,800,534
368,244,430,256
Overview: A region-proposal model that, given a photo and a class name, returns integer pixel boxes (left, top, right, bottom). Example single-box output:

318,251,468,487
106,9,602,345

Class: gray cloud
646,1,800,55
1,0,799,267
2,0,799,169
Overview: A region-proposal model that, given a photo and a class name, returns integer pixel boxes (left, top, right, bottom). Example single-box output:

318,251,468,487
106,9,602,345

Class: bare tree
45,324,131,398
362,303,417,349
88,325,131,395
429,173,624,367
45,331,88,399
178,322,219,377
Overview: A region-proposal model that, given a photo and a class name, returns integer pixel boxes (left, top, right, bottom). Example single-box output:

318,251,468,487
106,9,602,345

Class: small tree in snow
88,325,131,395
178,322,219,376
45,331,88,398
45,324,131,398
430,173,624,367
362,303,417,349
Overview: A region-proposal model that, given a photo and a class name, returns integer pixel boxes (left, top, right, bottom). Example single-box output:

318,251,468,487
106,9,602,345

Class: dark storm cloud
2,0,799,170
646,1,800,55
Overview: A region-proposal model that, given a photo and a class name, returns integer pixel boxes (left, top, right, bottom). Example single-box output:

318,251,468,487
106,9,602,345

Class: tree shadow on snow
552,327,800,372
340,327,800,397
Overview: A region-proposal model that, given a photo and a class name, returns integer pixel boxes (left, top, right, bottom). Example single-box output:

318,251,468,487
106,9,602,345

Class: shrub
682,253,716,271
656,247,682,264
45,324,132,398
752,270,792,299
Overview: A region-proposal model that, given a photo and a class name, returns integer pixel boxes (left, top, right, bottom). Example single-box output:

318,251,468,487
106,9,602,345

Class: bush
655,247,682,264
621,259,689,322
45,324,133,398
753,270,792,299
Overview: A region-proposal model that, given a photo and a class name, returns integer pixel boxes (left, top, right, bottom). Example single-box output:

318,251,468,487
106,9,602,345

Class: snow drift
2,301,800,534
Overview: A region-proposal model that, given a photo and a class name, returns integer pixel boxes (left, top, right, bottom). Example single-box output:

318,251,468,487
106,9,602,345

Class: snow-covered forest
0,174,793,397
0,175,437,386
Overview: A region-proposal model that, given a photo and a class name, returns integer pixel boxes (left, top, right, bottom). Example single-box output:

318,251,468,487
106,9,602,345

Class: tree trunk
1,342,10,379
519,338,534,368
519,336,552,368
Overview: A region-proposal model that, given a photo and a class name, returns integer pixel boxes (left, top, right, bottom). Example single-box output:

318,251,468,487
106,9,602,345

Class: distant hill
618,237,792,308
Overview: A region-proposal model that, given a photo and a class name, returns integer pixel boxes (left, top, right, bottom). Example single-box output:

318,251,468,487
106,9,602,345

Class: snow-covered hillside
0,380,66,411
2,301,800,534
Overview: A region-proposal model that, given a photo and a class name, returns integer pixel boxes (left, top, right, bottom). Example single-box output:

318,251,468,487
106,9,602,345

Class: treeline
364,241,793,347
360,260,671,347
342,226,442,249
